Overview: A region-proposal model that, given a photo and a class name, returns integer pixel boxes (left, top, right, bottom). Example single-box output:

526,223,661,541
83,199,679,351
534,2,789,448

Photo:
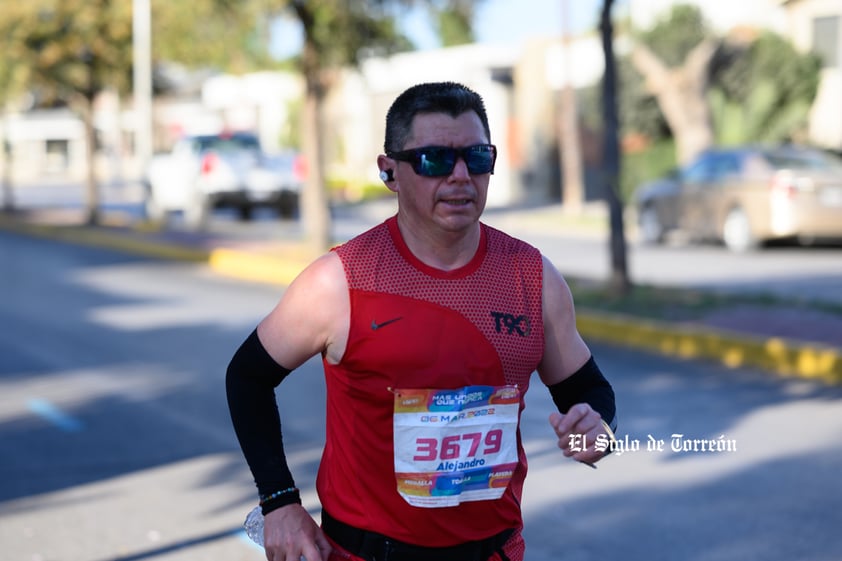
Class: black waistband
321,509,513,561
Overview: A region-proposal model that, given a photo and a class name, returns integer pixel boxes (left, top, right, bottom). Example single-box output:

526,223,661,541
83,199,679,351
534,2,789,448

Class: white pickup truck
143,132,304,228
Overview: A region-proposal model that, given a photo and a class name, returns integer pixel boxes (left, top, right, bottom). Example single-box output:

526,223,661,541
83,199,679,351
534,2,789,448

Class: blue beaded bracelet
259,486,299,505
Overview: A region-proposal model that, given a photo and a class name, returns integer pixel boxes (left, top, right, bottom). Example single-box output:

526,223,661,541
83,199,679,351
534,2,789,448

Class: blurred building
1,92,131,186
783,0,842,151
2,0,840,201
324,44,520,207
513,33,614,205
0,69,303,188
3,109,87,183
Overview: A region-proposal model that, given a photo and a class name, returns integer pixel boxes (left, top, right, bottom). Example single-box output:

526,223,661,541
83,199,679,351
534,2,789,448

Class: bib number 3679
413,429,503,461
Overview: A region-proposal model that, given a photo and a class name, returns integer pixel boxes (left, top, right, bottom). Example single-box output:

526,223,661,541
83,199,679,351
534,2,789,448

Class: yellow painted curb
62,228,209,261
0,217,209,262
577,311,842,384
208,248,309,286
5,213,839,384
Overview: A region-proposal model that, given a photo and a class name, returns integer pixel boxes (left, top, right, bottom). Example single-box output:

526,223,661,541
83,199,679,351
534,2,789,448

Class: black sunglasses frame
387,144,497,177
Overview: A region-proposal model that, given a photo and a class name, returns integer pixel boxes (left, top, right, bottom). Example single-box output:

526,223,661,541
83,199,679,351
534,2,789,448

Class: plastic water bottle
243,506,265,547
244,507,310,561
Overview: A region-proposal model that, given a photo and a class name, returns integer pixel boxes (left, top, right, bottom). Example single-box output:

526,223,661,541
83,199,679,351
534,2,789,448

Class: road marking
27,398,84,432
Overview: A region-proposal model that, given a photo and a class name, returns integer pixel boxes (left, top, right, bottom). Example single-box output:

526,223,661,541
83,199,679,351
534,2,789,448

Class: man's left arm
536,256,617,466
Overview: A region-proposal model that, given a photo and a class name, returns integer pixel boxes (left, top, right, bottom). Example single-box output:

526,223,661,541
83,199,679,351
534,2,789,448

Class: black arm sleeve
225,329,299,513
547,355,617,430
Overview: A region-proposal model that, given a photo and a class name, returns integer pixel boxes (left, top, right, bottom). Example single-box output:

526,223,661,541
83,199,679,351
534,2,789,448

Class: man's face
386,111,491,235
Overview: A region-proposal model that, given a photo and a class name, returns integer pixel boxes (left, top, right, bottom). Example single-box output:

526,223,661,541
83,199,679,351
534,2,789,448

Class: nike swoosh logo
371,317,403,330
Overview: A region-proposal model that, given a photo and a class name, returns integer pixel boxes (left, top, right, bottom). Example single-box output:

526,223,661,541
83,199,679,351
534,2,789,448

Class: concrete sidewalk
1,205,840,384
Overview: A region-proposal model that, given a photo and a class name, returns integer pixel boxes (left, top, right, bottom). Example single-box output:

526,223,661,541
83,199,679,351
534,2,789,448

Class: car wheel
237,205,253,221
278,191,299,220
722,207,756,252
638,205,665,244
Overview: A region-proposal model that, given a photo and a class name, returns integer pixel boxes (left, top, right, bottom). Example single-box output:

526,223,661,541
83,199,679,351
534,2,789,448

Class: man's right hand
263,504,332,561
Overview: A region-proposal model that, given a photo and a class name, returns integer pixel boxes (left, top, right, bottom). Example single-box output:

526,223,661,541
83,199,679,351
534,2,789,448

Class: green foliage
621,139,676,202
327,176,392,203
0,9,30,102
0,0,133,106
602,4,711,144
581,5,709,147
0,0,275,107
617,58,669,139
0,0,424,108
428,0,480,47
710,32,821,145
628,5,822,148
570,277,842,320
283,0,415,73
151,0,274,72
278,97,303,149
636,4,709,67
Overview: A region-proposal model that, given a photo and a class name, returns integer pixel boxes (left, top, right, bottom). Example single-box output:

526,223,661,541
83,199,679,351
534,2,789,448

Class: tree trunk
300,80,332,251
560,80,585,212
600,0,631,295
1,115,14,213
82,97,100,226
630,39,717,164
292,1,333,253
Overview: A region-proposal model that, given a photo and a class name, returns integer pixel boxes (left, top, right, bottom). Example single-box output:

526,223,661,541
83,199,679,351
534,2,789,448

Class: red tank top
318,216,544,547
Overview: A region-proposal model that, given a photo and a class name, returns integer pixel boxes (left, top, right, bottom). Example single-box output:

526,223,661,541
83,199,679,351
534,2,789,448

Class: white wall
785,0,842,149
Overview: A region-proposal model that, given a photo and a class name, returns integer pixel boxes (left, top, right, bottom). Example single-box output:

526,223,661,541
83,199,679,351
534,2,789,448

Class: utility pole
133,0,153,178
559,0,585,213
600,0,630,295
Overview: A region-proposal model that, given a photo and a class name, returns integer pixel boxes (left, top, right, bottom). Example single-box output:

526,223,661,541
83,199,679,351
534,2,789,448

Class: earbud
379,169,394,182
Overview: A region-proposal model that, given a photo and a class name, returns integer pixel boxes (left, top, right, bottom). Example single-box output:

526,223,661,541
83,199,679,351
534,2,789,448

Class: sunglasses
387,144,497,177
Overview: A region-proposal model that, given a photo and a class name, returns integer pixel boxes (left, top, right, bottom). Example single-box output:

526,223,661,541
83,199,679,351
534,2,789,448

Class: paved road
1,231,841,561
214,199,842,305
10,181,842,305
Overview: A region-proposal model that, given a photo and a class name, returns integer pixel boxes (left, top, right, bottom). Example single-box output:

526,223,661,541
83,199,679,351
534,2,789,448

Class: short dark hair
383,82,491,153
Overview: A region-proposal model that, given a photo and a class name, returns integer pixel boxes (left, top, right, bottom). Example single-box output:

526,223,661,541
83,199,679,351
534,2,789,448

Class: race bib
392,385,520,508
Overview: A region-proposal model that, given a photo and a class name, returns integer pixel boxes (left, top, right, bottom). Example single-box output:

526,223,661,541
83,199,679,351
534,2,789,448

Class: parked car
144,132,305,228
634,145,842,251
